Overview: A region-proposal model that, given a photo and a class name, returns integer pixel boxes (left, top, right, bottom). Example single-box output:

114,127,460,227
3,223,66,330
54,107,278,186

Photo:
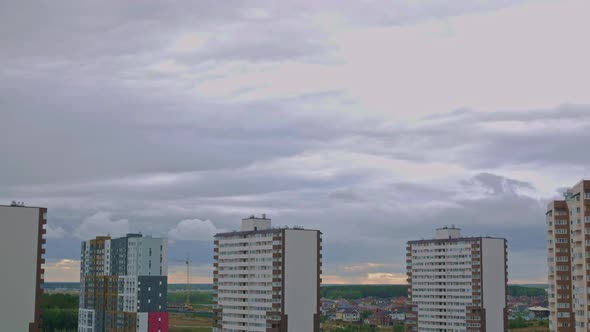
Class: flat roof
407,236,506,244
0,204,46,209
215,227,321,237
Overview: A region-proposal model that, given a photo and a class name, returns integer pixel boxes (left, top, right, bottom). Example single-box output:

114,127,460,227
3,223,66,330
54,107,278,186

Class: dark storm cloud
466,172,535,195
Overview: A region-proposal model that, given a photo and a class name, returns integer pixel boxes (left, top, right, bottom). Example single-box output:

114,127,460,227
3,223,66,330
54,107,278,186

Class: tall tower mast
185,254,192,310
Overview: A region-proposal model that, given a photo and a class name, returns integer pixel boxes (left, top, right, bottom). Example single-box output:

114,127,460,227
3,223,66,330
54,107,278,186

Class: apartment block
213,215,322,332
78,233,168,332
406,226,508,332
0,203,46,332
546,180,590,332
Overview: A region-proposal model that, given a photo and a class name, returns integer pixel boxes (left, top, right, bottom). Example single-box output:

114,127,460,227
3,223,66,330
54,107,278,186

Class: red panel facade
148,312,168,332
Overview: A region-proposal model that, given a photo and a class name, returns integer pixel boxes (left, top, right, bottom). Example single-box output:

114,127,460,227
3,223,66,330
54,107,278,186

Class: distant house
391,307,408,321
365,309,392,327
528,307,550,319
336,308,360,322
321,298,337,315
337,299,353,309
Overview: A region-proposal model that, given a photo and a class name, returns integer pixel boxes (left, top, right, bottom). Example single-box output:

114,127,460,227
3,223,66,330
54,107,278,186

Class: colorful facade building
78,233,168,332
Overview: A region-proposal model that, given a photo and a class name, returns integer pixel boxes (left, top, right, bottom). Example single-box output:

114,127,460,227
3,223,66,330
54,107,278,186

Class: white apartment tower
213,215,322,332
546,179,590,332
406,226,508,332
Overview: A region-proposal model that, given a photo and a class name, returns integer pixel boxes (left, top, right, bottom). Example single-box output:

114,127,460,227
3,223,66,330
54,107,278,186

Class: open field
169,312,213,332
323,320,406,331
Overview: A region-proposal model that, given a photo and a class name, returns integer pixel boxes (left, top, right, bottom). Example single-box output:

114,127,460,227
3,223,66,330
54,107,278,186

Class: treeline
321,285,407,299
320,285,546,299
167,292,214,305
41,294,78,332
507,285,546,297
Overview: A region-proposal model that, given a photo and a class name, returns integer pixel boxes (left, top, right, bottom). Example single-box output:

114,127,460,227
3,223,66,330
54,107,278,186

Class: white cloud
44,259,80,282
45,224,67,239
73,212,130,240
167,262,213,284
168,218,221,241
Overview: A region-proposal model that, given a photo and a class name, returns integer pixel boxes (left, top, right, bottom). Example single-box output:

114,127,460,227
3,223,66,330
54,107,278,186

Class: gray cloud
1,0,583,283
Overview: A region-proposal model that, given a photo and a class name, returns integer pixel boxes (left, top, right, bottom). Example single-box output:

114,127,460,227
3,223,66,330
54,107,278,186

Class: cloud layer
4,0,589,284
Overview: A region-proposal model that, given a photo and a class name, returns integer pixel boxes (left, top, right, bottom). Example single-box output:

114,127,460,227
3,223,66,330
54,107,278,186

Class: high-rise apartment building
546,179,590,332
213,215,321,332
0,203,46,332
78,233,168,332
406,226,508,332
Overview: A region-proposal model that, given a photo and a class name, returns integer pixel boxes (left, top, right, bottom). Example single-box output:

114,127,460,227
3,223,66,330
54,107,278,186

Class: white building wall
0,206,41,332
284,229,319,332
241,217,271,231
137,312,149,332
118,276,138,312
409,240,474,331
481,238,507,332
78,309,95,332
216,232,275,332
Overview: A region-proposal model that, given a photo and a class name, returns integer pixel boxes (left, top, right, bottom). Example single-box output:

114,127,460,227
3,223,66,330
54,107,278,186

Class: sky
2,0,590,284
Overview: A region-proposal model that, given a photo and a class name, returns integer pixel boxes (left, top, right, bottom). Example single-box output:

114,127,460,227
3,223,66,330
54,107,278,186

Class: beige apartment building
547,180,590,332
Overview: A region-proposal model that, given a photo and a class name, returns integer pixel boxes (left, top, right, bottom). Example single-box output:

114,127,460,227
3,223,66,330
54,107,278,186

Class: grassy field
169,312,213,332
510,327,549,332
323,320,407,332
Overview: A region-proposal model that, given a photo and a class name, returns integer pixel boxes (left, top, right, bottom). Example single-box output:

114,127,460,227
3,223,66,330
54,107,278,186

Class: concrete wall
482,238,507,331
284,229,319,332
241,217,271,231
0,206,41,331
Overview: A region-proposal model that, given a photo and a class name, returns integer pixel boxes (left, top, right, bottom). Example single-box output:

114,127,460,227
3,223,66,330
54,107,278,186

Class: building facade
406,226,508,332
78,233,168,332
213,215,321,332
546,180,590,332
0,203,46,332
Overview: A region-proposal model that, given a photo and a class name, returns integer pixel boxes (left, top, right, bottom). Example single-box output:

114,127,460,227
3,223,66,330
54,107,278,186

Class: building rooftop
0,203,46,209
408,235,506,244
215,226,321,238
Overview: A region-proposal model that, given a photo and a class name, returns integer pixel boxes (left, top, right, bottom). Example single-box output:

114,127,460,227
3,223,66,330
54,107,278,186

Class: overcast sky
2,0,590,284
